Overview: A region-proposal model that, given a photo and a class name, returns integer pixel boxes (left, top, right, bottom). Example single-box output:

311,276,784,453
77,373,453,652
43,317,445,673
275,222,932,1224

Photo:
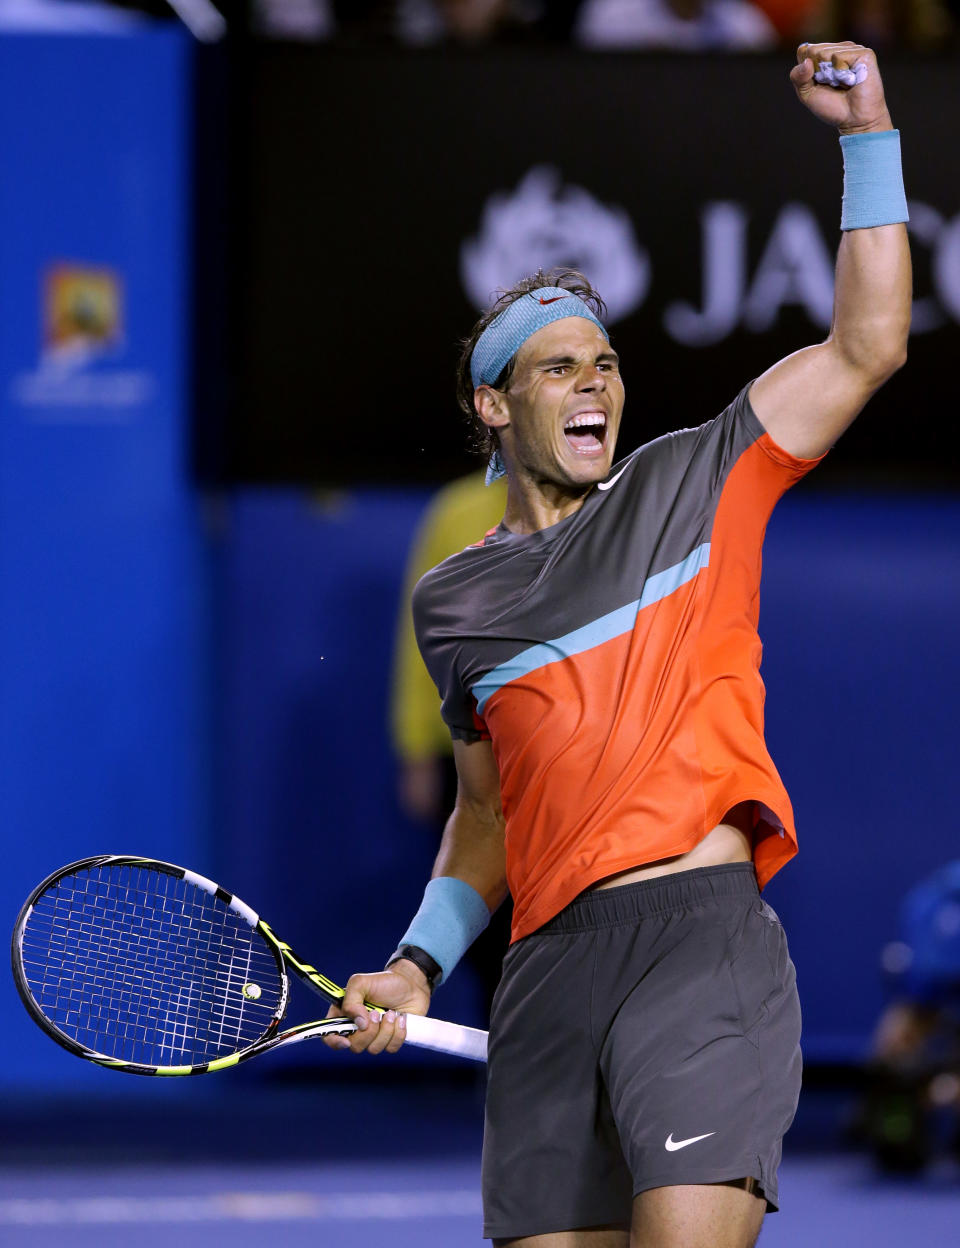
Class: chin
569,458,609,482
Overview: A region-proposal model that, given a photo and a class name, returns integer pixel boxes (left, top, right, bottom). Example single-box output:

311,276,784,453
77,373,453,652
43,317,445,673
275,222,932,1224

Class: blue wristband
395,877,491,987
840,130,909,232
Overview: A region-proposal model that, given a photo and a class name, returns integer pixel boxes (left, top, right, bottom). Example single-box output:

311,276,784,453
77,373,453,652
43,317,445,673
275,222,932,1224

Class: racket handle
403,1013,488,1063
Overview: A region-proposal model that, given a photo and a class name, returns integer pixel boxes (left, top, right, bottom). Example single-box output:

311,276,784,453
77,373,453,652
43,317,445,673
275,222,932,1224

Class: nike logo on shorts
664,1132,716,1151
597,466,628,491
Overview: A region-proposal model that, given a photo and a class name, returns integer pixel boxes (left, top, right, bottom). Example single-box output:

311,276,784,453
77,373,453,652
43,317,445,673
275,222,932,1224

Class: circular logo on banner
460,166,649,324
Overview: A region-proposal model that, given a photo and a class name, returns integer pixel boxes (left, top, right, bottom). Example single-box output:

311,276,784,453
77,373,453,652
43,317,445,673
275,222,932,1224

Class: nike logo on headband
538,296,567,305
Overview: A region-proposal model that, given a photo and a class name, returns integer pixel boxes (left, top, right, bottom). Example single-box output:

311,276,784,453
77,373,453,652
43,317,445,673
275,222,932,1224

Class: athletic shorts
481,863,802,1240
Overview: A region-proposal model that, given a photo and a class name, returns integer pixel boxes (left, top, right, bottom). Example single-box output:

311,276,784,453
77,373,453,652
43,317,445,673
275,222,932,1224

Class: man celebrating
326,43,911,1248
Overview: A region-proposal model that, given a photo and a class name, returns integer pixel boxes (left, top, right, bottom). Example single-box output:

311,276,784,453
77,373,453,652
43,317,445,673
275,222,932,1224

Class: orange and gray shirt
412,386,825,942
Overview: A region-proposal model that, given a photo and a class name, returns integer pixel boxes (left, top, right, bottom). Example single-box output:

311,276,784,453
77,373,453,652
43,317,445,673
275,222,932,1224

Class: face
478,318,625,491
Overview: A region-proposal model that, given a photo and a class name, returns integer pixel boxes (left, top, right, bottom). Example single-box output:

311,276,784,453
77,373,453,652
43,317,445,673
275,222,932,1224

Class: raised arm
325,737,507,1055
749,42,911,461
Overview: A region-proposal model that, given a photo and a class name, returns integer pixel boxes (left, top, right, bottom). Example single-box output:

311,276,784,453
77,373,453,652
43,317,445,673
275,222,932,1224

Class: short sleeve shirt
412,385,825,941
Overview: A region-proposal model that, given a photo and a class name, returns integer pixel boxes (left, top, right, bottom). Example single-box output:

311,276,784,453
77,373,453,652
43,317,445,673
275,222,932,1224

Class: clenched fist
321,961,432,1056
791,42,893,135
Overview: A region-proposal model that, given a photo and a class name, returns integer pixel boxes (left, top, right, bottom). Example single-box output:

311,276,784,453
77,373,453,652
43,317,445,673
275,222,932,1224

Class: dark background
210,47,960,484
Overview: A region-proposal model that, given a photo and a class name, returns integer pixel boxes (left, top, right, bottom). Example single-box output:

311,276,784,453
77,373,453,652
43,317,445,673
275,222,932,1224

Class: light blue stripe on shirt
472,542,710,715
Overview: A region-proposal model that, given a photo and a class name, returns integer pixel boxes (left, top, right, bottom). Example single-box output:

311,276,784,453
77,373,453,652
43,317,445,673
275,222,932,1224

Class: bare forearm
831,217,911,384
750,44,911,458
432,799,508,913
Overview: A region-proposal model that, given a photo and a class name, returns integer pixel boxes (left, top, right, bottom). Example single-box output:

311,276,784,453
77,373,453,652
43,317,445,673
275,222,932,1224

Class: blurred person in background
862,862,960,1172
53,0,959,44
391,470,512,1013
0,0,148,29
254,0,584,43
399,0,588,42
574,0,777,49
392,0,567,43
252,0,335,38
748,0,821,42
812,0,954,48
392,471,508,827
698,0,956,46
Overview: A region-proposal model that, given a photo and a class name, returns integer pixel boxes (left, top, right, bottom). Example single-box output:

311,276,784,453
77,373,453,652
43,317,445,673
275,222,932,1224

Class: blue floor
2,1080,958,1245
1,1153,958,1246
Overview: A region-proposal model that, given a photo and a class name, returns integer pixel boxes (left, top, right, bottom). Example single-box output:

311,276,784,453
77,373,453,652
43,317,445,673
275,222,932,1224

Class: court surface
2,1152,958,1246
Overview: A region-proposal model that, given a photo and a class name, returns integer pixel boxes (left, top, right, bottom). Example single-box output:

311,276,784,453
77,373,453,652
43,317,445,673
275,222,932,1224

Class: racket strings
19,864,284,1068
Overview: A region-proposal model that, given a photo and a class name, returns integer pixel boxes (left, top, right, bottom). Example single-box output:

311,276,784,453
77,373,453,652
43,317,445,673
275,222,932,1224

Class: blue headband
469,288,608,389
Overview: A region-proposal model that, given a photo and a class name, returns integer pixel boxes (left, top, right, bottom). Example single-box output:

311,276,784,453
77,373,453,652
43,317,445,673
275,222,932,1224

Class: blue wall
215,487,960,1068
4,472,956,1090
762,494,960,1058
214,489,488,1063
0,32,212,1091
1,31,957,1097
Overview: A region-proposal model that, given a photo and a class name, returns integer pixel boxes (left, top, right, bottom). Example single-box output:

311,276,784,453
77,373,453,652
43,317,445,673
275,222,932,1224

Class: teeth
564,413,606,430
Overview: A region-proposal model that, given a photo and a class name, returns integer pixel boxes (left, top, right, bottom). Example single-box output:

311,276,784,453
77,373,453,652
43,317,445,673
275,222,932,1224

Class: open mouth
563,411,607,455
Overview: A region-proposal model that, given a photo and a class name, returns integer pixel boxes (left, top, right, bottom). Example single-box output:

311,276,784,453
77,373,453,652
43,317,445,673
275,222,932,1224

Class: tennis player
326,42,911,1247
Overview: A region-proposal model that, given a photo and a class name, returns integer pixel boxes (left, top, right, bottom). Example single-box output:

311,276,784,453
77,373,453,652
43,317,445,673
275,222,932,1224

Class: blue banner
0,30,211,1092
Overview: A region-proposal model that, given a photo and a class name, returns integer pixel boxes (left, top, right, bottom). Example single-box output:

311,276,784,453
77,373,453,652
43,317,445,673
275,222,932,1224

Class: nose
576,364,607,392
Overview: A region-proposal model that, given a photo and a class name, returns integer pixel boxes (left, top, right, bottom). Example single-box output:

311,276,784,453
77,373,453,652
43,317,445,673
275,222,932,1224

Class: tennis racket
11,855,487,1075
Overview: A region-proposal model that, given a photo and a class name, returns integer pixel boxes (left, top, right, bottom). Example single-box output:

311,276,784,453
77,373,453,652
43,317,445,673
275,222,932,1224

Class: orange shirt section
484,431,823,942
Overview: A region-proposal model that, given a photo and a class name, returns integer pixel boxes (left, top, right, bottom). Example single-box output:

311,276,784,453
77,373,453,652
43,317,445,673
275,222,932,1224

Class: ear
474,385,510,431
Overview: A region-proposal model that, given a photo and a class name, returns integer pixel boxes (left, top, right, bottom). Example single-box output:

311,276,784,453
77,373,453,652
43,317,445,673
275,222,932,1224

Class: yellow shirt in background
390,472,508,762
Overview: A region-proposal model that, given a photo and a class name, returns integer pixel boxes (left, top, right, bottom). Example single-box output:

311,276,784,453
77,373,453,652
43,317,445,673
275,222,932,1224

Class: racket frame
11,854,357,1077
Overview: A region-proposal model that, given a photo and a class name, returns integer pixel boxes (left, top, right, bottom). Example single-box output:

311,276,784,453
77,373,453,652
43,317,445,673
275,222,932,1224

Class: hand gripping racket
11,855,488,1075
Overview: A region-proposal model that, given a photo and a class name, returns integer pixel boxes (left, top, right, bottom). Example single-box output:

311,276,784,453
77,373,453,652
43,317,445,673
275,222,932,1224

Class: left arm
750,42,911,461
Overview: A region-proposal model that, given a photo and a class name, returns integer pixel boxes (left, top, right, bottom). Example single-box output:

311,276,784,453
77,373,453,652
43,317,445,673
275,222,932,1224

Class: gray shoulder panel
413,384,763,735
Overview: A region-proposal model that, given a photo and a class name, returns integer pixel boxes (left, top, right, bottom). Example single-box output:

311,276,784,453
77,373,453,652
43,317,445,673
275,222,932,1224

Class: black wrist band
386,943,442,993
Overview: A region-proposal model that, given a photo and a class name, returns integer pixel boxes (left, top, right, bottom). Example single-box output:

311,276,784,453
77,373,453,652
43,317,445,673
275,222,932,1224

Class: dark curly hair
455,267,607,461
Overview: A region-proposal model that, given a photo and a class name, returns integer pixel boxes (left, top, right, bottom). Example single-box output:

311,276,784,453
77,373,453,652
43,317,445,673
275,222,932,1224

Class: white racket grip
403,1013,488,1063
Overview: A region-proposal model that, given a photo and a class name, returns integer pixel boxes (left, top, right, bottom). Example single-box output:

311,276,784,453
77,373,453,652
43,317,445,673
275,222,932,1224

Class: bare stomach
589,801,754,891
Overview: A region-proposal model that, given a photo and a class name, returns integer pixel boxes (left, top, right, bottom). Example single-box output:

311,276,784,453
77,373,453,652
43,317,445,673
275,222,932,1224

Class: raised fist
790,42,893,135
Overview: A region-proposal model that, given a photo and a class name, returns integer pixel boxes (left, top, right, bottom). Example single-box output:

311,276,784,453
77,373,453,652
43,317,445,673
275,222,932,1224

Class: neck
502,473,590,535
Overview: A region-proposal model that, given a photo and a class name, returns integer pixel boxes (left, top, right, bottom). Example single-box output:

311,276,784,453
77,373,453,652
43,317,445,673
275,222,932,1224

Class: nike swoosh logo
538,295,566,305
597,466,628,491
664,1132,716,1152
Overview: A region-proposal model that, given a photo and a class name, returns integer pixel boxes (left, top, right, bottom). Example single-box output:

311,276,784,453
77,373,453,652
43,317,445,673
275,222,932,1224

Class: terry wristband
389,876,491,988
840,130,909,232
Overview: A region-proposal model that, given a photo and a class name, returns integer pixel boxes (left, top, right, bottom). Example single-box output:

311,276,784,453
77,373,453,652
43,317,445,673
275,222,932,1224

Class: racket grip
403,1013,488,1063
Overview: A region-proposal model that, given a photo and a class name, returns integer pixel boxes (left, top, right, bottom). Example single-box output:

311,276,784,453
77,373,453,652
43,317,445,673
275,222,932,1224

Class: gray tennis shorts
481,863,802,1240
